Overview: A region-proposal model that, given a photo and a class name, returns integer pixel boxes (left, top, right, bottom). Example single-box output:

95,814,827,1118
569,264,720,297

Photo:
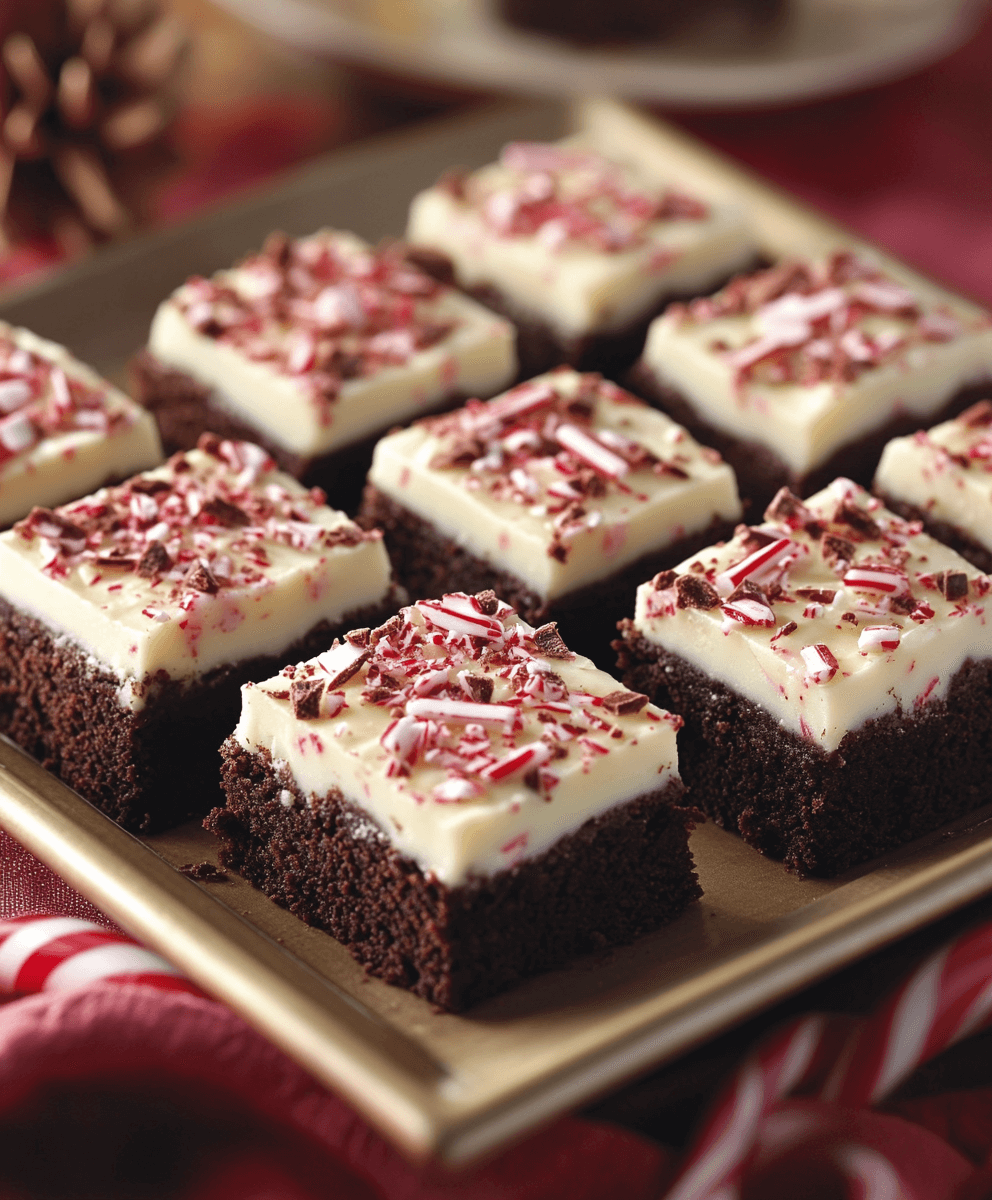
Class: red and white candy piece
406,697,516,726
555,423,629,479
843,564,908,595
481,741,552,783
0,915,201,997
858,625,902,652
716,538,798,595
417,596,504,641
666,922,992,1200
721,597,776,627
801,643,839,684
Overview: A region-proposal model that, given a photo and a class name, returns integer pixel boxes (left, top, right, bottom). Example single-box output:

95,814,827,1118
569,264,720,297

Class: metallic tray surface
1,98,991,1167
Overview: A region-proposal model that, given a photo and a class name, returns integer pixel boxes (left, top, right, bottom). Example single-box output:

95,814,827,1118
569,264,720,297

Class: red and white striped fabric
666,923,992,1199
0,914,202,998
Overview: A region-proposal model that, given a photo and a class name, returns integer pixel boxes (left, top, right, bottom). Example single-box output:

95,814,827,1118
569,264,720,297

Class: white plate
216,0,987,108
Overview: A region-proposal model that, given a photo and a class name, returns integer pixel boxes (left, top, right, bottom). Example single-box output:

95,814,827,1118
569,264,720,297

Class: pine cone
0,0,187,253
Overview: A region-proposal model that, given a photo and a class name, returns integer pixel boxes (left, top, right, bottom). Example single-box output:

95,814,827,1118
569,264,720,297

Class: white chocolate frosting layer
368,367,742,601
640,254,992,476
406,140,756,340
633,478,992,753
147,229,516,458
874,400,992,556
0,439,392,694
0,321,162,528
234,593,682,886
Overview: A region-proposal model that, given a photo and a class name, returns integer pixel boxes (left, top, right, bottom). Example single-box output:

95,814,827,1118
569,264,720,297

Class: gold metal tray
1,98,991,1169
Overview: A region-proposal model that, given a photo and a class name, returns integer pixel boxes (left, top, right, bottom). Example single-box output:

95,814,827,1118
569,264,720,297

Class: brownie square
0,436,396,831
132,229,517,512
406,139,757,378
616,478,992,876
631,253,992,512
207,592,700,1010
359,367,741,666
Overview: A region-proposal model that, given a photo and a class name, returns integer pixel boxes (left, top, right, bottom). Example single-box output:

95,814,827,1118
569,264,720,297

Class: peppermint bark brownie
359,368,742,666
630,253,992,511
208,591,699,1011
406,140,756,378
0,321,161,528
616,479,992,877
131,229,516,511
874,400,992,574
0,436,395,832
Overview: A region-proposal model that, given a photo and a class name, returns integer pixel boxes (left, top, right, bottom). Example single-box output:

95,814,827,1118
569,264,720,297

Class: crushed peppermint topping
644,478,987,685
172,232,459,425
12,435,379,623
277,592,666,801
0,332,133,467
420,372,705,563
667,252,979,393
450,142,708,255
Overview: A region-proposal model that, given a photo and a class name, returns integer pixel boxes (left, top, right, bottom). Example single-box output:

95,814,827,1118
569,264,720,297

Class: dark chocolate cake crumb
179,861,230,882
676,574,720,610
601,690,649,716
532,622,572,659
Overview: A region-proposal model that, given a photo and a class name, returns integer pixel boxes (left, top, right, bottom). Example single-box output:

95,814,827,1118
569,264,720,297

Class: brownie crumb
463,674,494,703
533,622,572,658
179,861,229,882
346,627,371,648
200,497,250,527
821,533,856,571
676,574,720,610
185,560,220,594
474,589,500,616
652,570,677,591
136,540,173,579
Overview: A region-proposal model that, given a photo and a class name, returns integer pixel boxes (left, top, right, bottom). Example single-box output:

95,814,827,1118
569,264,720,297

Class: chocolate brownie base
615,622,992,877
358,484,735,669
129,351,468,516
875,492,992,576
0,594,398,834
405,248,762,381
627,363,992,515
209,742,701,1011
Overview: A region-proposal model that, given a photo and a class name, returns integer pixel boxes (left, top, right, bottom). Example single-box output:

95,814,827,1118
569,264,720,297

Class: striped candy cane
0,914,203,998
667,921,992,1199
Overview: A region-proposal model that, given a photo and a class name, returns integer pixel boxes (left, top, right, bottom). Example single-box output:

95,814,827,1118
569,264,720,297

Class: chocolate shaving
728,580,769,605
474,589,499,616
345,628,371,648
136,541,172,578
795,588,836,604
179,861,229,882
323,646,371,690
363,686,397,704
842,612,859,625
371,615,403,644
533,622,572,659
960,400,992,427
197,432,224,458
185,560,220,594
676,574,721,610
601,690,649,716
290,677,325,720
325,524,364,547
774,621,798,638
937,571,968,601
652,570,677,591
833,502,880,540
821,533,856,570
764,488,812,527
129,478,173,495
200,497,250,527
890,594,917,615
463,674,494,703
429,438,483,470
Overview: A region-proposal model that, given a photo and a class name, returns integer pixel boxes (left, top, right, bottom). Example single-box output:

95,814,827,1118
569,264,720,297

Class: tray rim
1,96,991,1167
